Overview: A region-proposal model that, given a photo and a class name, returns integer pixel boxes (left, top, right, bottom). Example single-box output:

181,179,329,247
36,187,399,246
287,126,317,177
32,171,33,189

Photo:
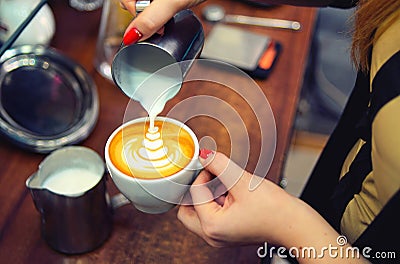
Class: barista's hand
177,151,299,247
120,0,206,45
177,151,361,264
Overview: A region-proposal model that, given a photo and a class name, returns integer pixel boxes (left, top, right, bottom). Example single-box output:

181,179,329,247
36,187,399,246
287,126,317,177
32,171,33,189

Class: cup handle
110,193,130,210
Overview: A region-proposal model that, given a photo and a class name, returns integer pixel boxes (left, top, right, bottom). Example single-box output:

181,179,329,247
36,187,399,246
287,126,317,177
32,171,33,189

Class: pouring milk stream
111,51,185,161
123,64,183,131
110,7,204,153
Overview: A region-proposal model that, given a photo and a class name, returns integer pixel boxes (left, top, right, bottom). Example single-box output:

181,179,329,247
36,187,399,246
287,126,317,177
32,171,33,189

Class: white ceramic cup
105,117,200,214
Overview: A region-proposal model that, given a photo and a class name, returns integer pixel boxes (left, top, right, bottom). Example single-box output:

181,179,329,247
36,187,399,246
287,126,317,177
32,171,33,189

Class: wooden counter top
0,0,316,262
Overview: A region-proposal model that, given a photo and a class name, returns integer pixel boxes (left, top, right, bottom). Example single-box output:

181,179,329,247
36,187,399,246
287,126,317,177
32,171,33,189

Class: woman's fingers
123,0,187,43
177,170,219,242
200,152,249,198
189,152,249,229
121,0,207,44
190,170,221,210
177,205,204,236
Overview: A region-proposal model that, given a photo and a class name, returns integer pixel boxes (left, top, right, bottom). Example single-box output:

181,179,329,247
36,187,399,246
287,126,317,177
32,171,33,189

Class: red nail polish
123,28,142,45
199,149,213,159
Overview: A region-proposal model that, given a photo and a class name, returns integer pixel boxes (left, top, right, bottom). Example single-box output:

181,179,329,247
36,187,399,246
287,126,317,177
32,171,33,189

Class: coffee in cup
108,119,195,179
105,117,200,214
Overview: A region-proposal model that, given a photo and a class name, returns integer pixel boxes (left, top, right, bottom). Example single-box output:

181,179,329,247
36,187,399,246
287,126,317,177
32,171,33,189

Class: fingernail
123,28,142,45
199,149,213,159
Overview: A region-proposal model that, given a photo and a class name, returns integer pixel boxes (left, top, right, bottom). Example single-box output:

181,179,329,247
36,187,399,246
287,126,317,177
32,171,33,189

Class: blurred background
283,6,357,206
279,5,357,262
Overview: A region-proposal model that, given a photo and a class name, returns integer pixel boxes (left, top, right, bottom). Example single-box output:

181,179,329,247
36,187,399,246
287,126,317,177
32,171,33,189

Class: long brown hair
351,0,400,73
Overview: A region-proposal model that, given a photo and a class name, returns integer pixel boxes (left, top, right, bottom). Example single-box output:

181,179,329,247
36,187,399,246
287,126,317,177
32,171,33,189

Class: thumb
200,151,248,197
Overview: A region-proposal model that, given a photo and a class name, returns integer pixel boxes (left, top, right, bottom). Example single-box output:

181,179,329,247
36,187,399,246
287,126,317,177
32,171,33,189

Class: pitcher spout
26,172,41,190
26,172,47,213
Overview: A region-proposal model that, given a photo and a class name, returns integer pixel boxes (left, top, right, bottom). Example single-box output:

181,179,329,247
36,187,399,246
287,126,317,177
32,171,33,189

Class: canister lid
0,45,99,153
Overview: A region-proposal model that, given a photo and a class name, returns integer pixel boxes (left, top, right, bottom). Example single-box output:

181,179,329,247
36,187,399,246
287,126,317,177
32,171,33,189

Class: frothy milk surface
109,120,195,179
43,168,101,196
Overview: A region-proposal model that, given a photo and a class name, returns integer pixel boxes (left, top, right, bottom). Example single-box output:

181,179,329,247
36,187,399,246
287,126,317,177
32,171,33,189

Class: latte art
124,127,183,174
109,120,195,179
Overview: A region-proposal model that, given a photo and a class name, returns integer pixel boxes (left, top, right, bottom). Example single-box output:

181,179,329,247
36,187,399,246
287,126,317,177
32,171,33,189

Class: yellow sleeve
372,96,400,205
340,82,400,245
340,8,400,243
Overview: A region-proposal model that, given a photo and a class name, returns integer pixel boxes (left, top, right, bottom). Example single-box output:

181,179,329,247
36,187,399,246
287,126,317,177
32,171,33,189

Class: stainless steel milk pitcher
111,9,204,98
26,146,112,254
